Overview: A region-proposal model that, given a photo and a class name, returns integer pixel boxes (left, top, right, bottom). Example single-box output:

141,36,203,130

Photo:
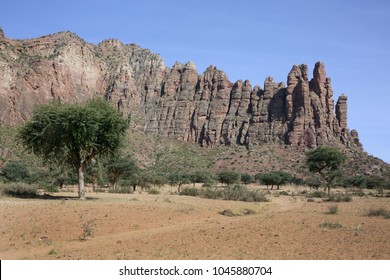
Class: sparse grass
367,207,390,219
48,248,57,255
319,222,343,229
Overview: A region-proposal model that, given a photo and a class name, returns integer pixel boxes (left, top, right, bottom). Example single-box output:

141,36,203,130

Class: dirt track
0,186,389,260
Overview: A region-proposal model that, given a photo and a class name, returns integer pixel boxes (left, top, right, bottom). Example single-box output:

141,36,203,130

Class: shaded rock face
0,31,361,149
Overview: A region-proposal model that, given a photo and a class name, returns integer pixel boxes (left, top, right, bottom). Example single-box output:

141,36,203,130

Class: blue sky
1,0,389,163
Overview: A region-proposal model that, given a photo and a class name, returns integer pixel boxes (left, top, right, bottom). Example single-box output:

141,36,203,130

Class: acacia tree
105,156,138,189
18,99,128,200
306,146,347,195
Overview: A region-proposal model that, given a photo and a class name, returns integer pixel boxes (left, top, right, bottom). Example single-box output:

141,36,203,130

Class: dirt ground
0,185,389,260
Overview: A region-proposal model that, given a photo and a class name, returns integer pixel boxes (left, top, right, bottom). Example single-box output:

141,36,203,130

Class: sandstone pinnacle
0,31,361,149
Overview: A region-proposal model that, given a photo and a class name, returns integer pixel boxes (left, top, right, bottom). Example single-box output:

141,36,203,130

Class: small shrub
202,187,222,199
307,198,315,202
367,207,390,219
306,191,327,198
80,219,96,240
327,204,339,215
1,182,38,198
44,185,59,193
323,193,352,202
278,191,289,196
147,188,160,195
179,187,199,196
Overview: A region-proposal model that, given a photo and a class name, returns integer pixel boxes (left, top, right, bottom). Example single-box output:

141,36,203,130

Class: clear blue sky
1,0,389,163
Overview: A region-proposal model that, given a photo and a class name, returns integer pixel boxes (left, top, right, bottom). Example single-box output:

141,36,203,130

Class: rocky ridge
0,29,361,150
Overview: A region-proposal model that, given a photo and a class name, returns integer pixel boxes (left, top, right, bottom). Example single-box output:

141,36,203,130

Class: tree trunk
78,164,86,200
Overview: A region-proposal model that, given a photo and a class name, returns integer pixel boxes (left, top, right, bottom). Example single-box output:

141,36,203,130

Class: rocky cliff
0,29,361,149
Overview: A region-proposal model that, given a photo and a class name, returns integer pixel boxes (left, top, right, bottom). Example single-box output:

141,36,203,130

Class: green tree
105,156,138,189
18,99,128,200
255,171,290,190
217,171,241,186
168,171,191,192
306,146,347,195
241,173,254,185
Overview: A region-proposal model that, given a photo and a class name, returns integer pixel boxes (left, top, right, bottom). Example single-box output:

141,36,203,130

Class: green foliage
305,177,322,189
168,172,191,186
217,171,241,185
365,176,385,190
17,99,128,199
306,146,347,195
0,161,31,182
241,173,255,184
105,156,138,188
342,175,365,188
189,171,215,186
255,171,291,189
43,185,59,193
180,187,200,197
180,185,269,202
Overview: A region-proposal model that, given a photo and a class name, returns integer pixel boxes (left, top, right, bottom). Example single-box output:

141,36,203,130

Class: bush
323,193,352,202
306,190,327,198
0,161,31,183
367,207,390,219
327,204,339,214
180,187,200,196
148,188,160,195
1,182,38,197
202,187,223,199
44,185,59,193
180,185,269,202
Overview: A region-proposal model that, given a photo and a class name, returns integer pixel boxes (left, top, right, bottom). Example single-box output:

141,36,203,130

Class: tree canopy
306,146,347,195
18,99,128,200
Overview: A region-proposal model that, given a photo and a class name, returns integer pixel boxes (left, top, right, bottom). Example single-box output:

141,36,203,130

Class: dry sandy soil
0,185,389,260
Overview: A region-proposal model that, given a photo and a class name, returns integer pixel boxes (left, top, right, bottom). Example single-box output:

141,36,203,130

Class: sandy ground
0,185,389,260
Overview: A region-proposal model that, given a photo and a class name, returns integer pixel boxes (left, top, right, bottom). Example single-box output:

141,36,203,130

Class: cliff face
0,30,361,149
